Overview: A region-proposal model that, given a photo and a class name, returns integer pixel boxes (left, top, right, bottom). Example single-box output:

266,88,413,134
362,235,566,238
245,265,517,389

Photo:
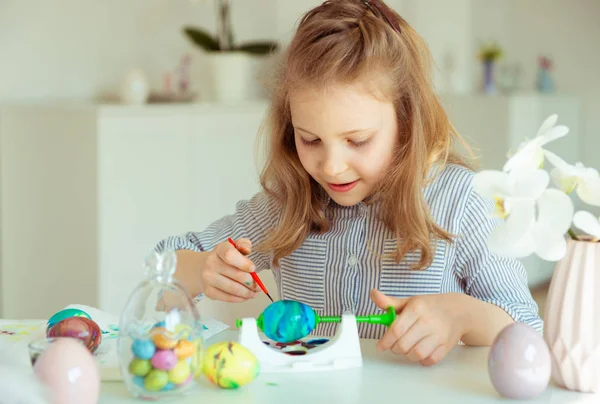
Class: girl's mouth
328,180,359,193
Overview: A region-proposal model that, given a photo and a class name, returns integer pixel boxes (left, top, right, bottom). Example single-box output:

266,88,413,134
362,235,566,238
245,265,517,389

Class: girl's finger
390,319,429,356
216,242,255,272
203,285,252,303
218,264,260,291
405,333,440,362
377,306,420,351
211,273,258,299
233,238,253,255
419,344,448,366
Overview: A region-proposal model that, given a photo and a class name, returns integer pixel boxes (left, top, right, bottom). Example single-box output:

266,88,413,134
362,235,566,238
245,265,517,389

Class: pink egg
33,338,100,404
151,350,178,371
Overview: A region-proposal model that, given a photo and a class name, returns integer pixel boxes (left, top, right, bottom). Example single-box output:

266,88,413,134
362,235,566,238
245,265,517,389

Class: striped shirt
155,164,543,339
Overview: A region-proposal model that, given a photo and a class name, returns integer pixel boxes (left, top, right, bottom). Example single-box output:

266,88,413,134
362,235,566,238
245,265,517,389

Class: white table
100,331,597,404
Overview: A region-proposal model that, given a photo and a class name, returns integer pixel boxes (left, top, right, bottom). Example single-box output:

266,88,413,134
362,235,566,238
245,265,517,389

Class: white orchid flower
503,114,570,173
542,150,600,207
573,211,600,241
473,168,574,261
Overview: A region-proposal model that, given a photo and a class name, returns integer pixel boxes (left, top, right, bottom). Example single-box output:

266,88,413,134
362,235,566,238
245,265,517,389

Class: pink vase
544,238,600,393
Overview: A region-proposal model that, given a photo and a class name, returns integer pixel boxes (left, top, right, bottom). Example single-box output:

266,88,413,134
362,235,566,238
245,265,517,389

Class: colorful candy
46,317,102,353
151,350,178,371
125,322,201,394
202,341,260,389
131,339,156,360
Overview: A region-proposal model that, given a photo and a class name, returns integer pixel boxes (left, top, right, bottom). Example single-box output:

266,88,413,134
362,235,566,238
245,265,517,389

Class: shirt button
348,255,358,266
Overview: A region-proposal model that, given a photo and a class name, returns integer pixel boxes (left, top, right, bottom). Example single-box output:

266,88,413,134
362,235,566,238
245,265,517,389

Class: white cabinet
0,101,270,320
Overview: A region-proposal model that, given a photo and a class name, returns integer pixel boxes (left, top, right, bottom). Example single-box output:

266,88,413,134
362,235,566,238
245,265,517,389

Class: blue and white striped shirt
155,164,542,339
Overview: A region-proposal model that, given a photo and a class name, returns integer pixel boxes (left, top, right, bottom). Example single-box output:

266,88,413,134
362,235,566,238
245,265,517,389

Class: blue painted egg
258,300,317,343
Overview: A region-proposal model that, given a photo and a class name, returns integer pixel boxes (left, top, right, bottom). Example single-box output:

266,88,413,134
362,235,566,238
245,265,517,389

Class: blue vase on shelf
537,68,554,93
483,60,497,95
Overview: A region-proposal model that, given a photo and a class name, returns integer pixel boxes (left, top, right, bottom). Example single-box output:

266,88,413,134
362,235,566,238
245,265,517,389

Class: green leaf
235,41,279,55
183,26,220,51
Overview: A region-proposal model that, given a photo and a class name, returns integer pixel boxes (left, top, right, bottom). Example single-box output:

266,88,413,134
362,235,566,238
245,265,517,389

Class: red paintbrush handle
250,271,269,295
227,237,272,298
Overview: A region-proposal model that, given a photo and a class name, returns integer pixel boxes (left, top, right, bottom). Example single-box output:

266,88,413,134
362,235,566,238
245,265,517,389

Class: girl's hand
200,238,261,303
370,289,469,366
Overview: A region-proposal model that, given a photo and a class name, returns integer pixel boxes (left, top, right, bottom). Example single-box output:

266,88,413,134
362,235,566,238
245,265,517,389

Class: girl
155,0,541,366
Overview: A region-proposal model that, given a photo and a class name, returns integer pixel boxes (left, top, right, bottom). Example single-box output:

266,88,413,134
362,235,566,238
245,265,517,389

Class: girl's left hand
370,289,470,366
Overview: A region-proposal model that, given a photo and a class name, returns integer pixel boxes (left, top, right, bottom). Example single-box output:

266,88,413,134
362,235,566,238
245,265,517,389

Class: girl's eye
301,138,320,146
349,138,372,147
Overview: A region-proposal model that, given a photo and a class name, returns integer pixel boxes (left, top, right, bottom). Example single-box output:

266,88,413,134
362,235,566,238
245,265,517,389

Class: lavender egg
488,322,551,399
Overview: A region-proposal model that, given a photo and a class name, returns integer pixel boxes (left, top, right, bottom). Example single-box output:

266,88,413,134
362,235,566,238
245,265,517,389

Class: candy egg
488,323,551,399
128,358,152,377
131,339,156,360
174,339,195,360
151,327,178,350
202,341,260,389
47,309,91,330
168,360,191,384
47,317,102,353
151,350,178,371
144,369,169,392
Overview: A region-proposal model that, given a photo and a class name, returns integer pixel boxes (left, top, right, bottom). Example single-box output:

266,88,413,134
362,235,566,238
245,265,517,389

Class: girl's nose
322,149,349,177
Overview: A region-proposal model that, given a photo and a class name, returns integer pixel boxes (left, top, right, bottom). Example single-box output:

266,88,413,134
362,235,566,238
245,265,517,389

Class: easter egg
488,323,551,399
151,327,178,350
151,350,178,371
33,338,100,404
258,300,316,343
47,309,91,330
131,339,156,360
47,309,91,328
144,369,169,392
174,339,195,360
202,341,259,389
47,317,102,353
132,376,145,388
174,323,192,340
168,360,191,384
128,358,152,377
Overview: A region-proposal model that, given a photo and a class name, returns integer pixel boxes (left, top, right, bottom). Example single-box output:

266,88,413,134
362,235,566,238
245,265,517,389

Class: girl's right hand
200,238,261,303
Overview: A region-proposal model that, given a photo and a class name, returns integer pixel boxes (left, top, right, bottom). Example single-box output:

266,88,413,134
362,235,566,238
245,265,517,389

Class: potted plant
472,114,600,393
477,41,503,95
183,0,279,102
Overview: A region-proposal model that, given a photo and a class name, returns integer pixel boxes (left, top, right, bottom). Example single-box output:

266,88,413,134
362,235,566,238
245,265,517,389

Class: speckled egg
202,341,259,389
488,322,551,399
47,317,102,353
47,309,91,330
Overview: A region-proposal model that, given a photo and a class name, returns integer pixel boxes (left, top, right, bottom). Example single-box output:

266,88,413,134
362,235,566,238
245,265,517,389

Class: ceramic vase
544,238,600,393
483,60,496,95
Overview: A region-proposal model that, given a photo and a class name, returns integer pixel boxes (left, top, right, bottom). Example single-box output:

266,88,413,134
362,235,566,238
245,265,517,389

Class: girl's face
290,82,398,206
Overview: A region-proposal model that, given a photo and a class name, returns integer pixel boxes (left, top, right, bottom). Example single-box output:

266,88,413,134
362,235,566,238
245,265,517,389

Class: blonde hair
256,0,473,269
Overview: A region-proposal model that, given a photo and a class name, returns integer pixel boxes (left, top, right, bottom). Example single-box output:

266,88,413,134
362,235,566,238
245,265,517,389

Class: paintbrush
228,237,274,302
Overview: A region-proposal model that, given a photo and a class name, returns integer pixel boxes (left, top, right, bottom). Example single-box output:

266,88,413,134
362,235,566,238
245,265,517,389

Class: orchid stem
568,228,579,241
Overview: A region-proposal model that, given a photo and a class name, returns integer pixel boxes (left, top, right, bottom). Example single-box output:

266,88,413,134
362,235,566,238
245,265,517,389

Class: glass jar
117,250,204,400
